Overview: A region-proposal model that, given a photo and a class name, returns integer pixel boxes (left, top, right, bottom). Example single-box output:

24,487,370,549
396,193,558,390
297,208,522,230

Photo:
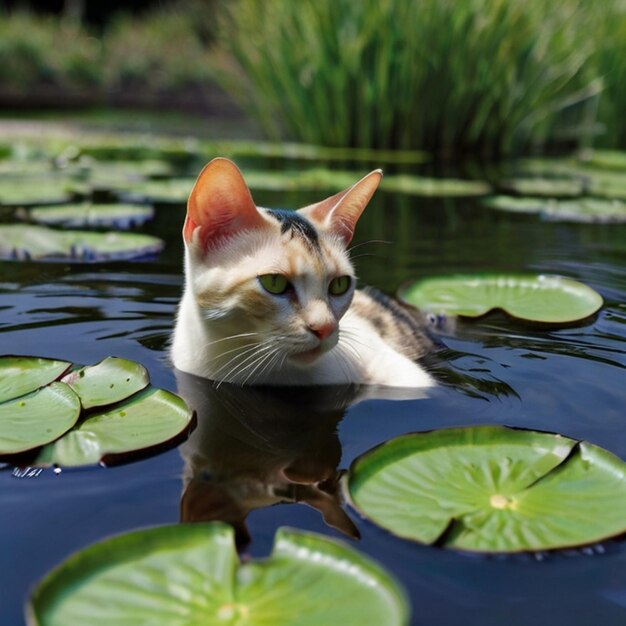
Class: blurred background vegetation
0,0,625,158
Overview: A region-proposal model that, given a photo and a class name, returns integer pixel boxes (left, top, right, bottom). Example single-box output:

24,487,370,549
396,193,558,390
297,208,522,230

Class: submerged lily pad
399,274,603,323
28,523,409,626
23,203,154,229
0,356,70,403
36,387,193,466
498,177,584,197
0,224,163,261
0,383,81,455
483,195,626,223
346,426,626,552
61,357,149,409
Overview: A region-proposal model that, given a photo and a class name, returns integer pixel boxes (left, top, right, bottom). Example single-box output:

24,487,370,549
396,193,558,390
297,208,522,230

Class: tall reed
594,0,626,147
217,0,599,156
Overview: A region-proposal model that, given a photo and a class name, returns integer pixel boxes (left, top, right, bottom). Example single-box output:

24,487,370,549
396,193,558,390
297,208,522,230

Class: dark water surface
1,188,625,625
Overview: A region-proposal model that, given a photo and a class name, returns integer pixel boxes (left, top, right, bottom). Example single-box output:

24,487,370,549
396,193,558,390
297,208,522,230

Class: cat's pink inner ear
184,158,266,251
301,169,382,245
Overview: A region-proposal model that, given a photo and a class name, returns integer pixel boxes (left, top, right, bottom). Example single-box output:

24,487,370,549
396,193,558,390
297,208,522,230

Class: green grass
217,0,600,157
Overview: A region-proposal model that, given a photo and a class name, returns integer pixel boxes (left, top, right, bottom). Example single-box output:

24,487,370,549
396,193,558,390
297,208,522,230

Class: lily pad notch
399,274,603,324
0,355,194,467
345,425,626,553
28,523,410,626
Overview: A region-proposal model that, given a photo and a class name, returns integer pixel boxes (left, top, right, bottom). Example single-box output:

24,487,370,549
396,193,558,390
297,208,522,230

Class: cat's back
347,286,435,362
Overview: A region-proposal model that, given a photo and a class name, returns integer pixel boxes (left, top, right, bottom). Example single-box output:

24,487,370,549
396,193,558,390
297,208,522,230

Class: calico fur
171,158,434,388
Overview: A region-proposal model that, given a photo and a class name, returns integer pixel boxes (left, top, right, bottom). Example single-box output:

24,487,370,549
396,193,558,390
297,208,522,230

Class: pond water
1,168,625,625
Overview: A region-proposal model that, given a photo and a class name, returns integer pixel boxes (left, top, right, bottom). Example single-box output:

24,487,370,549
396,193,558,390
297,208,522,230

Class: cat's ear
183,157,267,252
299,169,382,245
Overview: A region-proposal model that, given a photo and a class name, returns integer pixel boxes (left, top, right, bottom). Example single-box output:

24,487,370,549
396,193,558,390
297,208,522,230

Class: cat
171,157,435,388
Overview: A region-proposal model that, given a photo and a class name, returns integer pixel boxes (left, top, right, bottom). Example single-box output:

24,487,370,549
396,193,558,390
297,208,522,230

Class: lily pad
345,426,626,552
79,158,174,180
0,160,56,176
0,383,81,455
120,178,195,204
0,224,163,261
585,170,626,200
28,523,409,626
578,149,626,171
22,203,154,229
483,195,626,223
211,139,429,164
0,177,77,207
498,177,584,197
399,274,603,324
0,356,71,403
382,174,491,197
61,357,149,409
36,387,194,466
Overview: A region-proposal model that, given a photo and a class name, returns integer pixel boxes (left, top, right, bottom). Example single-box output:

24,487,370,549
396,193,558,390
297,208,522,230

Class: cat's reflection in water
176,369,360,548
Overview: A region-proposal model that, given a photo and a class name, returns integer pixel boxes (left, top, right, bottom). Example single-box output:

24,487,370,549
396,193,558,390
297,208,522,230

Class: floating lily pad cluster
28,523,409,626
0,355,193,467
345,426,626,552
484,149,626,222
0,147,170,261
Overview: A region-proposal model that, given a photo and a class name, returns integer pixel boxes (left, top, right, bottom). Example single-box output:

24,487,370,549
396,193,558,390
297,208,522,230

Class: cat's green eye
329,275,352,296
258,273,291,295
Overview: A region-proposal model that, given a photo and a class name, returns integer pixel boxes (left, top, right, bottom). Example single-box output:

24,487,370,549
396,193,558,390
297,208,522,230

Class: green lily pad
483,195,626,223
28,523,409,626
578,149,626,171
0,356,71,403
211,139,429,165
0,177,81,206
245,169,491,197
382,174,491,197
585,170,626,200
79,158,174,180
61,357,149,409
0,383,81,455
0,160,55,176
120,178,195,204
498,177,584,197
399,274,603,323
22,203,154,229
0,224,163,261
36,387,194,466
346,426,626,552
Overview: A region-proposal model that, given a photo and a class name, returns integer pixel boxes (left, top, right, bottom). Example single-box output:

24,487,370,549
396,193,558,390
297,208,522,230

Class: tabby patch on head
172,158,434,389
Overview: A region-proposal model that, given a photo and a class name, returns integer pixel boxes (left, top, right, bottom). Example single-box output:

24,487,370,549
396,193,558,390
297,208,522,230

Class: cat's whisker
332,345,352,382
201,332,260,349
205,341,261,364
242,347,282,385
211,343,266,379
222,342,278,383
347,239,391,254
339,329,369,350
348,252,379,261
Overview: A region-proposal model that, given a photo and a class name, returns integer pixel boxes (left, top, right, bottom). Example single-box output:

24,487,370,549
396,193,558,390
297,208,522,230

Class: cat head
182,158,381,371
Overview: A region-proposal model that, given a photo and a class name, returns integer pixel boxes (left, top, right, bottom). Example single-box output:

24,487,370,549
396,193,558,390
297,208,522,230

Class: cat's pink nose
309,322,337,341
